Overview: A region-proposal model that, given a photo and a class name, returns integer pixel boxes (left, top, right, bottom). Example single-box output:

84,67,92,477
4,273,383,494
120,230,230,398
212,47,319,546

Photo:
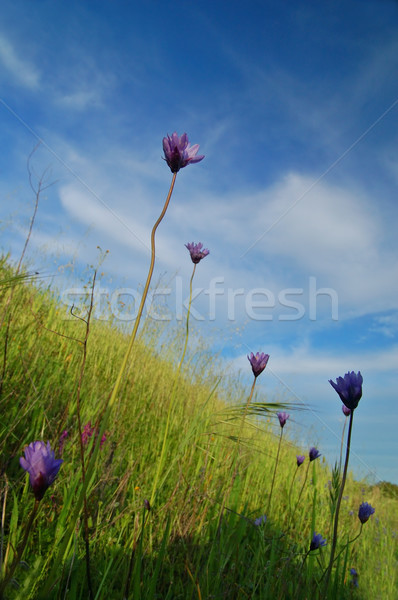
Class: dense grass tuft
0,258,397,599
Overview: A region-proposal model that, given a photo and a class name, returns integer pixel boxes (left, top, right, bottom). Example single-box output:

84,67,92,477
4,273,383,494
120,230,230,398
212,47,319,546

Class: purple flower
350,568,359,587
163,132,204,173
310,531,327,551
309,447,321,461
185,242,209,264
296,455,305,467
358,502,375,524
82,421,95,445
20,441,63,501
329,371,363,410
342,404,351,417
277,412,289,428
254,514,267,526
247,352,270,378
82,422,107,449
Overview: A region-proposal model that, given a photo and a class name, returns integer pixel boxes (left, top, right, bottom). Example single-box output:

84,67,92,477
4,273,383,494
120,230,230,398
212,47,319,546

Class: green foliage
0,259,397,599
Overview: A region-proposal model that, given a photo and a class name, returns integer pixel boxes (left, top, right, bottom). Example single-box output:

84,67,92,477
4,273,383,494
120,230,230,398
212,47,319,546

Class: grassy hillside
0,256,397,599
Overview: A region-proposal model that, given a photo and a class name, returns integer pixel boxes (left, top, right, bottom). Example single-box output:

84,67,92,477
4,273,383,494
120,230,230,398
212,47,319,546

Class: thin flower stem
0,500,40,598
322,526,363,577
150,262,195,505
178,264,196,371
237,379,257,445
300,549,311,571
108,172,177,411
267,428,283,515
324,410,354,594
290,459,310,528
287,467,299,514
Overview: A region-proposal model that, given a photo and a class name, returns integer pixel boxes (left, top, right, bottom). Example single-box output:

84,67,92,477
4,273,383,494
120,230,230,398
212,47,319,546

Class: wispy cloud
0,33,40,89
370,313,398,339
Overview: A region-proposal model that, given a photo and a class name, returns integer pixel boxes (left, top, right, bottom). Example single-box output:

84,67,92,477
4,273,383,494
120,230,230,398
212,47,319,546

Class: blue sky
1,0,398,483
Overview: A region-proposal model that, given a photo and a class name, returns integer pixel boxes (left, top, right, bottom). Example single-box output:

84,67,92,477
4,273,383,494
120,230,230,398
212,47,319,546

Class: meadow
0,134,397,599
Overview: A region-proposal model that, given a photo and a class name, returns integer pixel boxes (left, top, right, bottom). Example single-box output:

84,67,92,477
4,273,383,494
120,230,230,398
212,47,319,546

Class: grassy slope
0,258,397,599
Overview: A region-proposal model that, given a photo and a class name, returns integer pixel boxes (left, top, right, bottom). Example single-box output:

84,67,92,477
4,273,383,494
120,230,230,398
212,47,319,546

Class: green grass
0,256,397,599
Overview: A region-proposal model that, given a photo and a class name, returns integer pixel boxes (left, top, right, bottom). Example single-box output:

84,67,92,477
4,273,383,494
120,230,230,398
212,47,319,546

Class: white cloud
57,90,102,111
245,173,397,313
370,313,398,339
52,155,398,324
0,34,40,89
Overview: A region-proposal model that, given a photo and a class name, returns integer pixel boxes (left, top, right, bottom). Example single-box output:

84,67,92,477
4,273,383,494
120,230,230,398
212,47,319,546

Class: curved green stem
324,410,354,594
237,378,257,445
108,172,177,410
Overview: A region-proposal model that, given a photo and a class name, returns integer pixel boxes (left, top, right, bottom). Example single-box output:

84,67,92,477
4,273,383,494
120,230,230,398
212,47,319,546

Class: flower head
310,531,327,551
247,352,270,378
82,421,107,448
342,404,351,417
254,514,267,526
185,242,209,264
20,441,63,501
277,412,289,428
358,502,375,524
82,421,95,445
309,447,321,461
296,455,305,467
329,371,363,410
163,132,204,173
350,568,359,588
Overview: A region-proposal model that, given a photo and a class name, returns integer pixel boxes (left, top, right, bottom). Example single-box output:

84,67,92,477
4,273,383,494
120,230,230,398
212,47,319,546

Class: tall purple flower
163,132,204,173
185,242,209,264
310,532,327,551
247,352,270,378
358,502,375,524
20,441,63,501
309,447,321,461
329,371,363,410
277,412,289,428
296,455,305,467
